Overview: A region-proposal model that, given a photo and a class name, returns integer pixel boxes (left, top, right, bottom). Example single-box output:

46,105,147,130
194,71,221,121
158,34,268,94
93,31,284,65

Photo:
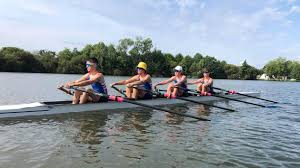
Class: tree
289,61,300,80
35,50,58,73
179,55,193,76
117,38,134,54
175,53,184,64
224,64,240,79
240,60,261,80
195,56,227,78
0,52,6,71
264,57,289,79
0,47,43,72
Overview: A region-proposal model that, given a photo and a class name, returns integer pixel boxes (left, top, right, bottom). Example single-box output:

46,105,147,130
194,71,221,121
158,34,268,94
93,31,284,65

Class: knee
167,83,173,89
74,90,81,96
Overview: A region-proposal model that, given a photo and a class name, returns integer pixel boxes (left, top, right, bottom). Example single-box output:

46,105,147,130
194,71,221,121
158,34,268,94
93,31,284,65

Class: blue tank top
87,75,107,94
139,75,152,90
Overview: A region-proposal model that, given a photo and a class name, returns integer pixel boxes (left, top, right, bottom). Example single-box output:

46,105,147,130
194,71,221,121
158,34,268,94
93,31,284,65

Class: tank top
174,76,187,89
139,75,152,90
87,74,107,94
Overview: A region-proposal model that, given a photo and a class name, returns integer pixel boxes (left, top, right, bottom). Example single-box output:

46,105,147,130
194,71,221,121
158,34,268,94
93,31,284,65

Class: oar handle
57,86,74,96
111,85,127,97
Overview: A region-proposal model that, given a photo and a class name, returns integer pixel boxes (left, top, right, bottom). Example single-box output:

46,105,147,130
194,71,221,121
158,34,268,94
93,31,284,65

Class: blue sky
0,0,300,67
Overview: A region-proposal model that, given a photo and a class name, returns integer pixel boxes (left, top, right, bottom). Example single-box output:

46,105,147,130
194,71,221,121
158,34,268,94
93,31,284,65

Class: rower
188,69,213,93
154,66,187,98
62,58,108,104
111,62,152,100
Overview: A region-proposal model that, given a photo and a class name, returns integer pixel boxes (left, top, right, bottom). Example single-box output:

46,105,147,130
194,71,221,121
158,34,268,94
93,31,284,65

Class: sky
0,0,300,68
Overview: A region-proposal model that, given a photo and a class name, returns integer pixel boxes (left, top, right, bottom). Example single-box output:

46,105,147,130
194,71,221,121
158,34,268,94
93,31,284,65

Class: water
0,72,300,168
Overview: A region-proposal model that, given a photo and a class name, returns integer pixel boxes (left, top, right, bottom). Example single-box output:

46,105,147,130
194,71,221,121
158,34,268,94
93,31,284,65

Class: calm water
0,72,300,168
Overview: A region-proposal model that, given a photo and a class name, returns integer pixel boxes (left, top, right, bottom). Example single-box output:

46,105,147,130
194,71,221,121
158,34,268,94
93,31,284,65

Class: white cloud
290,6,300,13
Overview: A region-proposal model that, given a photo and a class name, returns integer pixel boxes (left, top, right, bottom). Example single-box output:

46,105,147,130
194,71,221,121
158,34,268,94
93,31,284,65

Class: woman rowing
111,62,152,100
154,66,188,98
188,69,213,93
61,58,108,104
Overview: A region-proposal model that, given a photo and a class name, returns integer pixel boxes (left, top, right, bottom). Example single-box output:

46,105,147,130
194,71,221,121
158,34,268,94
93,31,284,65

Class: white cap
174,66,183,72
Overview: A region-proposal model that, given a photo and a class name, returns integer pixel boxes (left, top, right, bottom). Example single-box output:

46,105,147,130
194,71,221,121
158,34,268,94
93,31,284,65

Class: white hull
0,92,259,119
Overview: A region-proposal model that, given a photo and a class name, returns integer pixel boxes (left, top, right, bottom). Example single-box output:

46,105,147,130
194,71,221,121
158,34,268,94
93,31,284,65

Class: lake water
0,72,299,168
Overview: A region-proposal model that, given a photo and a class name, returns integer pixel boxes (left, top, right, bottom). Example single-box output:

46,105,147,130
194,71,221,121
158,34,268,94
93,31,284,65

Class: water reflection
163,105,188,125
73,112,108,145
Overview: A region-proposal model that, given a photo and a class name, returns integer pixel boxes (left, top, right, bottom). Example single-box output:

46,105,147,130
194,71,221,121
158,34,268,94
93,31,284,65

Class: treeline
263,57,300,80
1,37,298,80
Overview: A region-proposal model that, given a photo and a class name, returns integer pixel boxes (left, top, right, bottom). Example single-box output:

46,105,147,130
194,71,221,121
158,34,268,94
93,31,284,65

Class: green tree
0,47,43,72
35,50,58,73
175,53,184,64
193,56,227,78
240,60,261,80
224,64,240,79
289,61,300,80
179,55,193,76
264,57,289,78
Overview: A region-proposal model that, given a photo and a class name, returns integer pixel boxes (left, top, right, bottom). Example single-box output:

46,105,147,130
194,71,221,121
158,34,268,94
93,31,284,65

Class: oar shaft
121,99,210,121
187,88,266,108
212,87,278,103
110,86,210,121
213,94,266,107
155,88,235,112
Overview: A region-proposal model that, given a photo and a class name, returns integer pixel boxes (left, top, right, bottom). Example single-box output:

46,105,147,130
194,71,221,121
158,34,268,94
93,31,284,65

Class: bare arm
71,73,102,87
174,75,187,86
111,75,139,86
63,73,89,88
129,74,151,86
187,78,203,85
154,76,175,87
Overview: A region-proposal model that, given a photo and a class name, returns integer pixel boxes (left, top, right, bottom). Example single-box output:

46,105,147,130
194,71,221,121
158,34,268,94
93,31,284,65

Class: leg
79,90,91,104
172,87,178,97
167,83,174,98
72,90,83,104
132,87,139,99
126,87,133,98
201,84,207,92
197,83,203,92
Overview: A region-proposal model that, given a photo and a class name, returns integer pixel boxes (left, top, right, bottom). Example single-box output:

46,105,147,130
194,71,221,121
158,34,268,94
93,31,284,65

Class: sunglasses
136,67,144,71
174,70,181,72
86,63,93,68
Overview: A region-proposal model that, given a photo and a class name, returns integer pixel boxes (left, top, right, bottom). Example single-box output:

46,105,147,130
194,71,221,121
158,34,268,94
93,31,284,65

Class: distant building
258,74,270,80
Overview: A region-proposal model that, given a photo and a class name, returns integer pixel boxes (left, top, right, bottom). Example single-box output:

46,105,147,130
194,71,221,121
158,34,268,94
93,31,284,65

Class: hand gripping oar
57,85,74,96
212,86,278,104
184,88,266,108
72,86,210,121
153,87,235,112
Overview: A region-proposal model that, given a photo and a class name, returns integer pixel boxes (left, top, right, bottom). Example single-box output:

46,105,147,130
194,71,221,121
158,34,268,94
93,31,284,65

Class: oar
212,86,278,104
184,88,266,108
57,85,74,95
152,87,235,112
72,86,210,121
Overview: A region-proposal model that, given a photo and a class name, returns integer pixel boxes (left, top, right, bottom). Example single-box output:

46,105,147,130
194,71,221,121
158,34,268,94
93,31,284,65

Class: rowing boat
0,92,259,119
